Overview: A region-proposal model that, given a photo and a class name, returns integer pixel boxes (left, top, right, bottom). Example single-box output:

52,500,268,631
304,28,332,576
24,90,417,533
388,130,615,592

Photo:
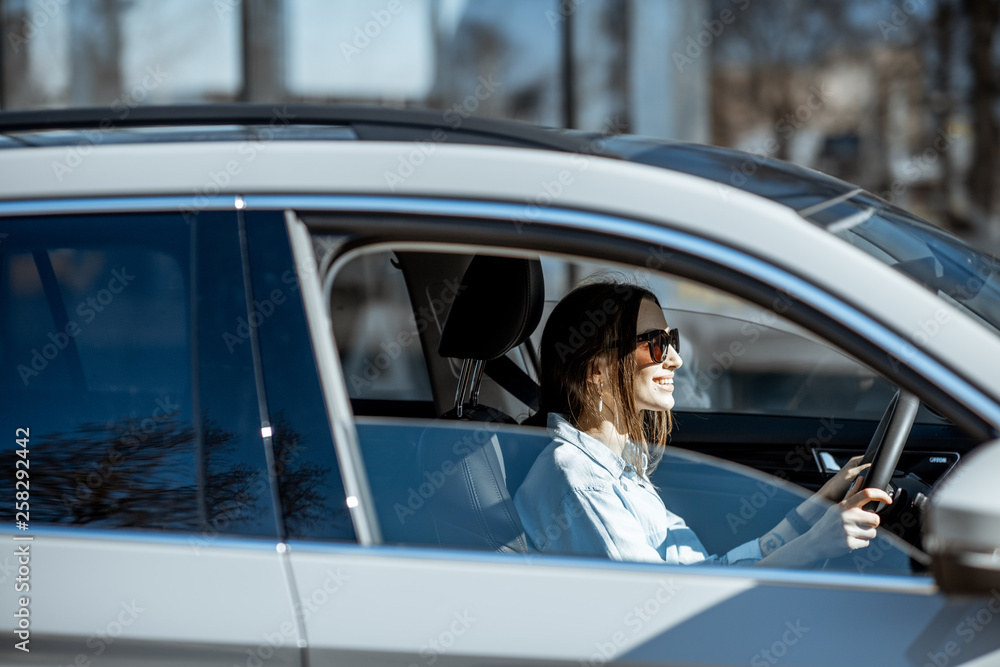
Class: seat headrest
438,255,544,360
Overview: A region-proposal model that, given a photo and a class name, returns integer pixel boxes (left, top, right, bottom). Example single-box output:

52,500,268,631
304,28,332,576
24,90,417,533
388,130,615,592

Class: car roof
0,104,858,217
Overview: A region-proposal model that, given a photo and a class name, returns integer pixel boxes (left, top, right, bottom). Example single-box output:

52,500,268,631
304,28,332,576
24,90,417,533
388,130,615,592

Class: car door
280,198,1000,666
0,209,303,666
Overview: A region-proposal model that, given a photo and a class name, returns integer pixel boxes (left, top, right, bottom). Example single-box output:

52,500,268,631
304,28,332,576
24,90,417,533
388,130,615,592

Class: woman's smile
652,375,674,390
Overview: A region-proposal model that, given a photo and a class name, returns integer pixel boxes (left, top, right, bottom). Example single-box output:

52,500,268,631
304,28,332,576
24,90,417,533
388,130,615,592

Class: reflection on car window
246,213,355,541
0,213,277,537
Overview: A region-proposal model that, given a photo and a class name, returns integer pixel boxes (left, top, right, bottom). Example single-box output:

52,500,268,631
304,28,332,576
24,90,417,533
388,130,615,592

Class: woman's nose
664,344,682,369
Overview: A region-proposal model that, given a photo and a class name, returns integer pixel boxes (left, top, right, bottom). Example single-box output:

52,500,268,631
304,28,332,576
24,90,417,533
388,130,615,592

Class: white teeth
654,378,673,386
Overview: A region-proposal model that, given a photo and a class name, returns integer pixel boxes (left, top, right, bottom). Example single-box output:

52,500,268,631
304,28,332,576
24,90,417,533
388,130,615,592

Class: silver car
1,105,999,666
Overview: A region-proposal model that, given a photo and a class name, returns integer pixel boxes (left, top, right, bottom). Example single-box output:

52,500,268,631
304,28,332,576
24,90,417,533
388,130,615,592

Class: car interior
324,239,981,574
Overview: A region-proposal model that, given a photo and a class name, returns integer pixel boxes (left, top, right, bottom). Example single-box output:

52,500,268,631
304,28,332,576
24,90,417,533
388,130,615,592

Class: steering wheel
854,388,921,507
819,389,921,572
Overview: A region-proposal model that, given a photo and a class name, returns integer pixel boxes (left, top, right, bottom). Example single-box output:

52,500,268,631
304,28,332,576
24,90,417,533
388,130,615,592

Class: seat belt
485,356,540,411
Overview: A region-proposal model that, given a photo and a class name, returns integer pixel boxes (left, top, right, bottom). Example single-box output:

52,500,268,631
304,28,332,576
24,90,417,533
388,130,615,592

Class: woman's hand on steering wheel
804,476,893,560
815,455,871,503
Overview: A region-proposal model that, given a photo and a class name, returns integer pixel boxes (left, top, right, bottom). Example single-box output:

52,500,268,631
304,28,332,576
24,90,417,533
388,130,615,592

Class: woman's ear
586,358,606,386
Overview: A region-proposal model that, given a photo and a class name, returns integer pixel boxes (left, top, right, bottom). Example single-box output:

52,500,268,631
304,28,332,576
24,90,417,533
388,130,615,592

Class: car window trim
285,211,383,546
237,209,287,540
10,524,288,551
0,195,242,216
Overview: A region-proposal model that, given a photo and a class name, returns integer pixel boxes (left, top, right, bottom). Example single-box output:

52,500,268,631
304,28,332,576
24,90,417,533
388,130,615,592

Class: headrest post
454,359,473,418
469,358,485,408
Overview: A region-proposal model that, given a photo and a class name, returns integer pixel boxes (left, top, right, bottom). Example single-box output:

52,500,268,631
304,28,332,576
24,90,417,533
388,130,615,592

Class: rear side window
331,249,434,404
1,212,278,537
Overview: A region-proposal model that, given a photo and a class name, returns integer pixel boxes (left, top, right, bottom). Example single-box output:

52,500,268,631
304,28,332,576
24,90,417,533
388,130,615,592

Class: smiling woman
514,278,893,567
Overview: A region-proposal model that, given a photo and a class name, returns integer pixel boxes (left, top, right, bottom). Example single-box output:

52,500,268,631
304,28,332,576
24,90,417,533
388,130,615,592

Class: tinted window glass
0,212,276,537
189,213,278,540
245,212,355,541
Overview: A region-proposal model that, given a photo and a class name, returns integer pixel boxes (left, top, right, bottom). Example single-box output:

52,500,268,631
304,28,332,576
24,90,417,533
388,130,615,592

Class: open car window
330,249,941,423
320,241,946,576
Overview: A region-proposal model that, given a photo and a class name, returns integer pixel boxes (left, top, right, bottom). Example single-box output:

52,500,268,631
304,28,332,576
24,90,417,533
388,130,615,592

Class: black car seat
416,254,544,553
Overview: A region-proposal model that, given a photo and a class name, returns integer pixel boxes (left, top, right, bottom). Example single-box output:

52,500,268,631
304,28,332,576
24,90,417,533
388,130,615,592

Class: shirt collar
547,412,628,478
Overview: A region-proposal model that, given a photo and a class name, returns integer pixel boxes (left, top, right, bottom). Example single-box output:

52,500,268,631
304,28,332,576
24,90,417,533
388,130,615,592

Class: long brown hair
532,279,672,476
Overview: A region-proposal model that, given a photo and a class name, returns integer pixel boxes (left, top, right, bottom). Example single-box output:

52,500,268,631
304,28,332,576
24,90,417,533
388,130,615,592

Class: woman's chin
639,397,674,412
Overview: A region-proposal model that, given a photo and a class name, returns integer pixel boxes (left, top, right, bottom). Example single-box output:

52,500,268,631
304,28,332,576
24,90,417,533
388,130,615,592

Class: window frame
285,196,1000,562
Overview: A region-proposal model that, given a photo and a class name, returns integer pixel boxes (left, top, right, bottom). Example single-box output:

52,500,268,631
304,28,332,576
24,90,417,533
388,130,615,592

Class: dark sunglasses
636,328,680,363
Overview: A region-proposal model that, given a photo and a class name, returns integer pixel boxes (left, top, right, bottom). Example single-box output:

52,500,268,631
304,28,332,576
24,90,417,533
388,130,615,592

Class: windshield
602,136,1000,335
807,194,1000,336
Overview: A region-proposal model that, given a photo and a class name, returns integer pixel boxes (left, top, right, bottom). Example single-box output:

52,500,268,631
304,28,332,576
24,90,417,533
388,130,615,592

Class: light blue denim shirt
514,413,762,566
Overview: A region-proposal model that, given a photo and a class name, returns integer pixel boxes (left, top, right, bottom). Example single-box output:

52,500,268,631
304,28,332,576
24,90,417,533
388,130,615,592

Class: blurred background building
1,0,998,253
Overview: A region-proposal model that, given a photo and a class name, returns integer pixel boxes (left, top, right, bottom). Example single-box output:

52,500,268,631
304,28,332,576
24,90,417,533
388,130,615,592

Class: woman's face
632,297,683,412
